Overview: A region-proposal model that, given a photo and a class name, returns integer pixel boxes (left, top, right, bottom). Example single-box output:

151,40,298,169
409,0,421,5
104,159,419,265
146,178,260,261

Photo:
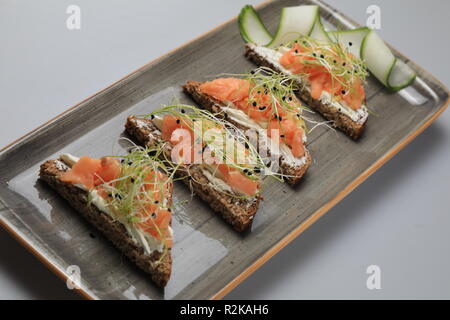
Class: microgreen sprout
218,67,314,132
282,34,368,96
142,104,293,197
94,146,175,262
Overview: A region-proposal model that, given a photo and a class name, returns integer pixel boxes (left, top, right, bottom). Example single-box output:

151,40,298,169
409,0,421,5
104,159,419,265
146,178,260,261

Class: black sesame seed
252,101,257,107
257,90,261,94
333,60,337,64
108,193,112,198
151,212,157,218
279,116,282,121
295,49,298,54
176,119,180,124
154,200,159,204
128,161,133,165
130,178,135,183
342,62,346,66
254,168,261,174
116,194,122,200
289,97,293,101
181,109,185,113
280,135,285,138
320,54,324,59
282,96,286,101
168,208,172,212
341,90,346,95
348,42,353,46
312,53,317,57
120,159,125,164
250,70,255,74
150,114,155,119
259,106,266,111
245,142,249,149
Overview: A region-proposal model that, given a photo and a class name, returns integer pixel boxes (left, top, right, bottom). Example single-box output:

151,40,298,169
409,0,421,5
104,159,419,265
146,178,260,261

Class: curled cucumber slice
361,30,396,87
387,59,416,91
267,5,319,48
237,5,416,91
238,5,272,46
309,13,331,43
328,27,370,59
361,30,415,91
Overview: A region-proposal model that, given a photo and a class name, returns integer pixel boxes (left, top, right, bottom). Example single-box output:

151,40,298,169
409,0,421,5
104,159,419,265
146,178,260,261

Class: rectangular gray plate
0,0,448,300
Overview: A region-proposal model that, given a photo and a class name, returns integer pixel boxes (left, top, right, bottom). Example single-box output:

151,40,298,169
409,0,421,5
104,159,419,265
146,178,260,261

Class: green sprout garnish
281,34,368,97
141,104,292,197
217,67,314,133
94,146,175,263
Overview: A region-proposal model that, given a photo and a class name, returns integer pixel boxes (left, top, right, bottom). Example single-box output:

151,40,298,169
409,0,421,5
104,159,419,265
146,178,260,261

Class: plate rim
211,98,449,299
0,0,449,300
0,0,275,301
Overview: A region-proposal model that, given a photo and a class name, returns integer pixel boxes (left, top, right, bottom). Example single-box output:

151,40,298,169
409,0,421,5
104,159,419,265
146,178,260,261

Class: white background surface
0,0,449,299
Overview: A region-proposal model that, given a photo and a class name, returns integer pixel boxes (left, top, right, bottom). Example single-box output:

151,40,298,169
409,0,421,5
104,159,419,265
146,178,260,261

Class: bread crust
244,44,366,140
125,116,261,232
182,81,312,185
39,160,172,288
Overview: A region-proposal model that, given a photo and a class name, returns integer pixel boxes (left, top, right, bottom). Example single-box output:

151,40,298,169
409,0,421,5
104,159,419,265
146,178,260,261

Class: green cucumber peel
238,5,272,46
267,5,319,48
386,58,417,91
309,12,331,43
328,27,370,59
360,30,416,90
237,5,416,91
361,30,396,85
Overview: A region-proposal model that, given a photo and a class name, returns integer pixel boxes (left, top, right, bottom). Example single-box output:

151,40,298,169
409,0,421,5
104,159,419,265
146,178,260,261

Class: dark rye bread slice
39,160,171,287
125,116,261,232
244,44,366,140
183,81,312,186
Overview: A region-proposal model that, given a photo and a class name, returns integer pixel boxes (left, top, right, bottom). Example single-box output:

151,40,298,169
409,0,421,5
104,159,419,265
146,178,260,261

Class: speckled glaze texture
0,0,448,300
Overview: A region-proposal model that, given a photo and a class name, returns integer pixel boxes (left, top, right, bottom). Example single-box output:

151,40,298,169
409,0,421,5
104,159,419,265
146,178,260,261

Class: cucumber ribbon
238,5,416,91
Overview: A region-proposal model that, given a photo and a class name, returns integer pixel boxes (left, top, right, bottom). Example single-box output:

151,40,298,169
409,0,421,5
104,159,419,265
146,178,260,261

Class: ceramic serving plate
0,0,448,300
